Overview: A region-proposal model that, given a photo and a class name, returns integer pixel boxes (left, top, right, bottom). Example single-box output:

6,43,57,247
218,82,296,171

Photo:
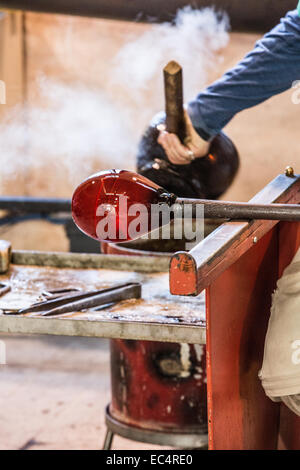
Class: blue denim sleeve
188,9,300,140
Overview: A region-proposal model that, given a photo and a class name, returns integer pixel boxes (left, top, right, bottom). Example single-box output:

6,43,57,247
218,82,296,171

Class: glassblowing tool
71,169,300,243
0,283,10,297
4,282,141,316
137,61,239,200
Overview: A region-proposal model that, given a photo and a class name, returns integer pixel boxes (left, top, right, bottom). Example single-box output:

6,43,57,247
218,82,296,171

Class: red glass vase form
71,169,175,243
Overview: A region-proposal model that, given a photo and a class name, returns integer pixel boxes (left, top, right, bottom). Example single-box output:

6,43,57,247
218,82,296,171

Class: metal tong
11,282,141,317
0,282,10,297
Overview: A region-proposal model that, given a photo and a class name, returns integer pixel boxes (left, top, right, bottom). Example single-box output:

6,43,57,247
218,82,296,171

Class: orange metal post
169,173,300,449
205,229,280,449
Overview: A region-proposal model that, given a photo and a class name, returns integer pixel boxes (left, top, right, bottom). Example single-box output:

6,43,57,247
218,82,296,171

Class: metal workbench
0,250,206,345
1,172,300,449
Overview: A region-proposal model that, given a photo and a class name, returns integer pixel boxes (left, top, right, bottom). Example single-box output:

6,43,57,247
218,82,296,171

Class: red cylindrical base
109,339,207,433
102,239,208,434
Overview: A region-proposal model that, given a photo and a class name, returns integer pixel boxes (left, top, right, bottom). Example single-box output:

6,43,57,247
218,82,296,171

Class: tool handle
163,61,186,143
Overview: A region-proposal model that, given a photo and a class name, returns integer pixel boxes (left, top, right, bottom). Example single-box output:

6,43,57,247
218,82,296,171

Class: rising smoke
0,7,229,196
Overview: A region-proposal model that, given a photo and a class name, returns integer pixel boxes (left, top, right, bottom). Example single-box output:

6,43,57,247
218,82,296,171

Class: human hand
157,110,209,165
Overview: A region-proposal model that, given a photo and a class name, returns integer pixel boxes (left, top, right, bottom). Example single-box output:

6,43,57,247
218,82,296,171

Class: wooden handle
0,240,11,273
163,61,186,142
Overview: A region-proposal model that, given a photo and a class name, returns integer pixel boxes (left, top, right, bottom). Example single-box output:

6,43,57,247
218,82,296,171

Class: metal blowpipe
175,197,300,221
71,169,300,244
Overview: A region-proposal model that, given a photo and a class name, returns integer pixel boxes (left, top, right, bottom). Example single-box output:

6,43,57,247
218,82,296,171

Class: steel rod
37,282,142,316
0,196,71,213
175,198,300,221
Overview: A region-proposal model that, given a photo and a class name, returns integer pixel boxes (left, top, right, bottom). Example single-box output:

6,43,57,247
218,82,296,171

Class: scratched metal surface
0,265,206,343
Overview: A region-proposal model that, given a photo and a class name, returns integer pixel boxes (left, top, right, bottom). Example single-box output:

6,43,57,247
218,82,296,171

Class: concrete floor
0,334,172,450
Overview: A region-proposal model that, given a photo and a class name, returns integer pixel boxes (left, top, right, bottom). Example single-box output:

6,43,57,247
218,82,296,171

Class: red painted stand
170,173,300,450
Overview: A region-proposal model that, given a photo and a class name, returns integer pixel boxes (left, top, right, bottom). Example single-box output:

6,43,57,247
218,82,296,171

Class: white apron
259,247,300,415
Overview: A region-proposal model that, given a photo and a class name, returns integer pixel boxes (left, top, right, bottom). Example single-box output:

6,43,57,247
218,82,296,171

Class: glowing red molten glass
72,169,172,243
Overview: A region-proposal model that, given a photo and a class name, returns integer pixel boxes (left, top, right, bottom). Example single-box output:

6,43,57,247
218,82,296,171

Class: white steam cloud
0,7,229,196
114,7,229,100
0,80,135,185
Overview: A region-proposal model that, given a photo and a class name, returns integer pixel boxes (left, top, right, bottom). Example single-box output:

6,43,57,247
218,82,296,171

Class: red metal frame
170,174,300,296
206,228,280,449
170,173,300,449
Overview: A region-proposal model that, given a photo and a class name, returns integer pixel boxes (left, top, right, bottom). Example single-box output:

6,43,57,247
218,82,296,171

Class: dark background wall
0,0,297,31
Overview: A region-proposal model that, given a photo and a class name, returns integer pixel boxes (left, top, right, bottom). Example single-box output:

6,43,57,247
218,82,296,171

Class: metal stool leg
105,405,208,449
103,429,114,450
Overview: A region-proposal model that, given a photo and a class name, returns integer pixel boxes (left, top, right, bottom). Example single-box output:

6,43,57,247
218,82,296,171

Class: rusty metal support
170,173,300,296
104,405,208,448
11,249,170,272
0,196,71,213
0,248,205,343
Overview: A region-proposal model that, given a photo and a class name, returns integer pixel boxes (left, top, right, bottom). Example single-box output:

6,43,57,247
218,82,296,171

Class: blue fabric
188,9,300,140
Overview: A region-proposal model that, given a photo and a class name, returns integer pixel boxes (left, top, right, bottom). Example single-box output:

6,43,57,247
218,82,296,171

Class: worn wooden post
277,221,300,450
0,240,11,273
